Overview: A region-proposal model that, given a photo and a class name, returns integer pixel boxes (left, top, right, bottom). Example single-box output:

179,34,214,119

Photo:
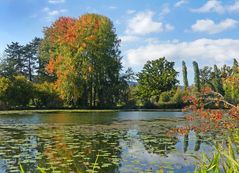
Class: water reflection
0,112,227,172
183,134,189,153
194,133,202,152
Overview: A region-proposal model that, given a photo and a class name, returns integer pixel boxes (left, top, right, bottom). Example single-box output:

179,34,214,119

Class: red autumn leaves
170,87,239,136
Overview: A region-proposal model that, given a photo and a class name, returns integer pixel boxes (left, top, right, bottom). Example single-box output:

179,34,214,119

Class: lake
0,111,226,173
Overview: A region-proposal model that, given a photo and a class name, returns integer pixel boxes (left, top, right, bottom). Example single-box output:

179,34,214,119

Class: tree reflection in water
0,116,229,172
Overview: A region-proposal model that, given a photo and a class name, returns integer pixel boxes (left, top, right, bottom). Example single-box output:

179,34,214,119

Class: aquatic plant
173,87,239,173
194,135,239,173
20,164,46,173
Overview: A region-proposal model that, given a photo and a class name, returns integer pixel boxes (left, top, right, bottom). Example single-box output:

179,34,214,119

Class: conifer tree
0,42,24,78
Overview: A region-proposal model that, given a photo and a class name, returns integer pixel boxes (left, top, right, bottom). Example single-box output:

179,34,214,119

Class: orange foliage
173,87,239,136
46,58,55,74
46,17,76,46
42,14,113,102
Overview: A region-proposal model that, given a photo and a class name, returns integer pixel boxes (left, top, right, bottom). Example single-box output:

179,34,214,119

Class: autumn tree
41,14,123,107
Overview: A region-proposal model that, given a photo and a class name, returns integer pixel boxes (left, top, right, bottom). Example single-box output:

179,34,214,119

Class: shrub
33,82,62,108
6,76,34,107
223,75,239,105
160,91,171,102
172,87,185,104
0,77,11,109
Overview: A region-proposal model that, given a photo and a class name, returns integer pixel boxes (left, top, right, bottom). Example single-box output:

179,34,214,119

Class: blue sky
1,0,239,84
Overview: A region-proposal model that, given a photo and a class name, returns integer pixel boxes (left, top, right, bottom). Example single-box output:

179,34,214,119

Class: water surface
0,111,224,173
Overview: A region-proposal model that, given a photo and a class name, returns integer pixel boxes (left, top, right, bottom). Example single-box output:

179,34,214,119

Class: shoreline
0,108,183,115
0,109,118,115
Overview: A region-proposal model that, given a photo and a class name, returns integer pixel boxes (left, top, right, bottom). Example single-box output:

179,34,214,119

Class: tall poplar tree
193,61,201,92
182,61,189,89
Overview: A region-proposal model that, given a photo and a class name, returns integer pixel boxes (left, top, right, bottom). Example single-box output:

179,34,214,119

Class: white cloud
126,10,174,35
175,0,188,8
126,9,136,14
120,35,139,44
43,7,50,12
48,0,65,4
227,1,239,12
191,0,239,13
191,0,224,13
109,6,117,10
125,38,239,68
191,18,237,34
159,4,170,18
145,38,161,44
43,7,67,21
165,24,174,31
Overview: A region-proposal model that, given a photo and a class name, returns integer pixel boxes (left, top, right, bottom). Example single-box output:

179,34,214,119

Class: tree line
0,13,238,109
0,14,131,109
127,58,239,109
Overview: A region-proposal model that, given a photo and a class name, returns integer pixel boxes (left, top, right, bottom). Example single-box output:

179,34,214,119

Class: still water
0,111,224,172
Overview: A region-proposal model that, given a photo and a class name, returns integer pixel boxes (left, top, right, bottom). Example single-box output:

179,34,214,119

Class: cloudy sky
0,0,239,84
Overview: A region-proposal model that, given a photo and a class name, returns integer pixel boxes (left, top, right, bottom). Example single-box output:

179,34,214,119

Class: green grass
0,109,118,115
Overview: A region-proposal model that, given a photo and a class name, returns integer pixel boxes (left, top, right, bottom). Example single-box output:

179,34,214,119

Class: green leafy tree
33,82,62,108
232,58,238,75
172,87,183,104
160,91,171,102
221,64,233,78
6,76,34,107
0,77,11,108
200,66,214,89
116,68,136,106
213,65,224,95
182,61,189,89
193,61,201,92
224,74,239,104
137,57,178,102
